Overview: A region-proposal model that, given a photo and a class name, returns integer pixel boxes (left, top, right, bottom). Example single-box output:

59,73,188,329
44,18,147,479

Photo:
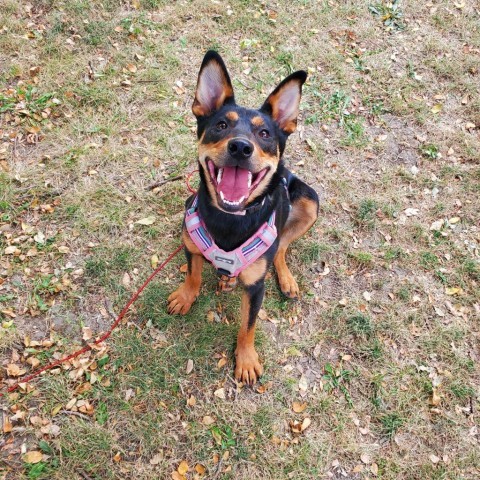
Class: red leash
0,171,200,397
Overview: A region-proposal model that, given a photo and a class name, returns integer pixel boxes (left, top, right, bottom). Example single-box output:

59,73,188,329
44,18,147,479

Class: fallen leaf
361,453,371,464
23,451,43,464
82,327,93,341
430,389,441,406
150,453,163,465
214,388,225,399
258,309,268,320
292,401,307,413
371,462,379,476
7,364,26,377
202,415,215,426
4,246,20,255
195,463,206,475
187,395,196,407
135,216,155,225
171,472,185,480
431,104,442,114
177,461,189,475
300,417,311,431
298,375,308,392
151,254,159,268
2,414,12,433
186,359,194,374
429,454,440,464
363,291,372,302
445,287,461,296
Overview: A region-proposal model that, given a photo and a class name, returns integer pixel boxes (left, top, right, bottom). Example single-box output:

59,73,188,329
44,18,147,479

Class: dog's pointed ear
192,51,235,118
260,71,307,135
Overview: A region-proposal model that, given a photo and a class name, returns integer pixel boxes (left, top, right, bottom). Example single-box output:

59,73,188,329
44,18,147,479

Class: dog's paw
234,347,263,385
218,275,237,292
278,271,299,299
167,286,197,315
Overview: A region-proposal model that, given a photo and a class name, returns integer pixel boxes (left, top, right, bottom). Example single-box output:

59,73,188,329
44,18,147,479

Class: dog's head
192,51,307,213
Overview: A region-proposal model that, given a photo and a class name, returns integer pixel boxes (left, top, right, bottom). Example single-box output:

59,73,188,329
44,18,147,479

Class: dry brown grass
1,1,479,479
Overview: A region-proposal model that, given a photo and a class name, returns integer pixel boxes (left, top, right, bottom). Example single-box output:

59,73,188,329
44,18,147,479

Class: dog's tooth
220,191,225,201
238,196,245,203
217,168,223,184
247,172,252,188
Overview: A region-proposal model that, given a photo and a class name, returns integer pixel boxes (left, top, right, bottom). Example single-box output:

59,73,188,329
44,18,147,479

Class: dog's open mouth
207,159,269,212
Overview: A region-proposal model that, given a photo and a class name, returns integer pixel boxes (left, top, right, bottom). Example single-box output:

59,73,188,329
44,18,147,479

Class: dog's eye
216,121,228,130
259,129,270,139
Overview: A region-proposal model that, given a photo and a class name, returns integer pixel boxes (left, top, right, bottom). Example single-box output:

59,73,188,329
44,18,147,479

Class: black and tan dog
168,51,318,384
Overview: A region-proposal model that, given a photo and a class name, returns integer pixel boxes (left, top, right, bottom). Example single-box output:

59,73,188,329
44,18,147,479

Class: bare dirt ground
1,1,479,479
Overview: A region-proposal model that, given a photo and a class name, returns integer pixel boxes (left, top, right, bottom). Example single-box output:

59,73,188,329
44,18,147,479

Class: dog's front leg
168,233,204,315
235,259,267,384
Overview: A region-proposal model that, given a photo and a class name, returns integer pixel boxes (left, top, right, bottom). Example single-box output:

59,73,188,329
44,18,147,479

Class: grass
1,1,480,479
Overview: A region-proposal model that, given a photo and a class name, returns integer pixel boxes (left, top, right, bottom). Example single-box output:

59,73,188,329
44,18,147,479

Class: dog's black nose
228,138,253,159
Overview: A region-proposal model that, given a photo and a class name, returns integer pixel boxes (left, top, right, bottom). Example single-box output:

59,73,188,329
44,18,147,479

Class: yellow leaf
23,451,43,464
431,104,442,114
131,0,140,9
217,357,227,369
445,287,461,296
177,460,189,475
195,463,206,475
113,452,121,462
171,473,185,480
151,254,159,268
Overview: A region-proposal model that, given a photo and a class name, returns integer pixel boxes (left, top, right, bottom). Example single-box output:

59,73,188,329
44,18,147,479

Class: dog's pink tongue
218,166,250,202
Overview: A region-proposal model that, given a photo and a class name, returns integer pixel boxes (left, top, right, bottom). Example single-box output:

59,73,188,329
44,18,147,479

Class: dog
168,51,319,384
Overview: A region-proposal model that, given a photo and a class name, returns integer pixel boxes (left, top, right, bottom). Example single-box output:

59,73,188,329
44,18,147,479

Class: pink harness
185,196,277,277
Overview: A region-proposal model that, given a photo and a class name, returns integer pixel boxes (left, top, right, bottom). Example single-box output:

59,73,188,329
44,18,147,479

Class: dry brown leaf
2,414,12,433
6,364,26,377
430,389,441,406
202,415,215,426
187,395,196,407
179,263,188,273
195,463,206,475
371,463,379,476
292,401,308,413
186,359,194,374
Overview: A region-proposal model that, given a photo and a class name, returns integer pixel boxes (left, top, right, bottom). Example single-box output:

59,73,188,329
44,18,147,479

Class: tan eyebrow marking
226,111,239,121
251,116,264,127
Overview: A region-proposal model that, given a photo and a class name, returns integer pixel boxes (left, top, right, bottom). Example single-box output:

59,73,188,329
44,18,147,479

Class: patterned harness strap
185,195,277,278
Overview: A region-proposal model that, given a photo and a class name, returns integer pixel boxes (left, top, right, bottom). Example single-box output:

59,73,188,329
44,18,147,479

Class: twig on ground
211,456,225,480
59,410,90,421
146,175,183,191
77,469,94,480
